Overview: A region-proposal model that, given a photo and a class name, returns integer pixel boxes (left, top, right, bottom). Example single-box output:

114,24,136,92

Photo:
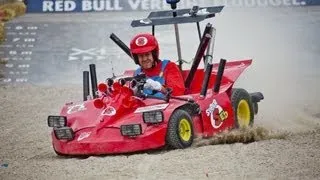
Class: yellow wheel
231,88,254,128
237,100,251,128
166,110,194,149
179,118,192,142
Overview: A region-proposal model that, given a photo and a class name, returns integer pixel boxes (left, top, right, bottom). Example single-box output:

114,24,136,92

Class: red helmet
130,33,159,64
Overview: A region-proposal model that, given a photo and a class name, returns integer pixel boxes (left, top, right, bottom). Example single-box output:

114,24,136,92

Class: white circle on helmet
135,36,148,46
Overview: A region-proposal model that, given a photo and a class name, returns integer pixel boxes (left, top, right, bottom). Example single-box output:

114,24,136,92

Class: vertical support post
171,7,183,70
203,27,214,66
174,24,183,70
197,22,201,41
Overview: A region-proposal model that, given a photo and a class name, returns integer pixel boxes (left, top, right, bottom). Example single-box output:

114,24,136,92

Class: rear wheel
231,88,254,128
166,109,194,149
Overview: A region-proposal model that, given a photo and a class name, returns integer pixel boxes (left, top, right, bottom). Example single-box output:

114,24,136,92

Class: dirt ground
0,84,319,180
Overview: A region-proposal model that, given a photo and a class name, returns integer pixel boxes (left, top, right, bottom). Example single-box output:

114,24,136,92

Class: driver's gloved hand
144,79,162,91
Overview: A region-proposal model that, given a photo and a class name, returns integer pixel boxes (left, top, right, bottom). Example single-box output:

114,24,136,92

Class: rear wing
131,6,224,27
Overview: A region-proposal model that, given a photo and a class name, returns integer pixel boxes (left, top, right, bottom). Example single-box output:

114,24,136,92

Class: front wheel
231,88,254,129
166,109,194,149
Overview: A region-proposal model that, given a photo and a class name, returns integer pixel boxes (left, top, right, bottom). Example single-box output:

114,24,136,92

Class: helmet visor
131,46,155,55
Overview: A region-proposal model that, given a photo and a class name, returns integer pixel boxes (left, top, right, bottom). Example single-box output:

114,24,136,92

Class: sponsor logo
77,131,91,141
27,0,315,13
134,103,169,113
206,99,228,129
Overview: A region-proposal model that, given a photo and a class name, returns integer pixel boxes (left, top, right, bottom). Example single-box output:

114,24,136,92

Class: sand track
0,84,319,180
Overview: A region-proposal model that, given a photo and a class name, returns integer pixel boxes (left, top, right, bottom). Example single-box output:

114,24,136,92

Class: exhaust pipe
109,33,132,59
213,59,226,93
200,63,213,97
89,64,98,99
83,71,90,101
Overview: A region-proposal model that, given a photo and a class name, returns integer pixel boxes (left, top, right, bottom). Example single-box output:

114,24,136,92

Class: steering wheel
107,73,174,102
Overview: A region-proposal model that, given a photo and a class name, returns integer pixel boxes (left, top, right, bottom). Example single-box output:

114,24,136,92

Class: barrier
25,0,320,13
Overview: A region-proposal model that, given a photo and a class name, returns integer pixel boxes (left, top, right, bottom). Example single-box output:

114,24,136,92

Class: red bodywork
51,59,252,155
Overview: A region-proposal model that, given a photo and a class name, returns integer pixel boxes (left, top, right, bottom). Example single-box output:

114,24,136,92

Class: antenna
166,0,180,10
110,58,116,78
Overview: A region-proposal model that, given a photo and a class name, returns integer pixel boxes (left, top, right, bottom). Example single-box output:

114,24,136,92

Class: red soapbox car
47,3,264,156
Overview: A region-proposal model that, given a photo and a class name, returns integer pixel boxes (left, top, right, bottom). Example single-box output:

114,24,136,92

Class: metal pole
197,22,201,41
174,24,183,70
204,27,214,68
171,7,183,70
206,27,216,60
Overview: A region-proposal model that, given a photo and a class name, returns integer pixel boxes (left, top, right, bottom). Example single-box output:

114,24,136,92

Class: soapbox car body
47,2,264,156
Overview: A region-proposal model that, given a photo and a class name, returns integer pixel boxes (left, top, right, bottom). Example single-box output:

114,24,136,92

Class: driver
130,33,185,98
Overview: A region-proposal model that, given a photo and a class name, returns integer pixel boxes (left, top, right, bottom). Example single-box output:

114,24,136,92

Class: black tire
166,109,194,149
231,88,254,128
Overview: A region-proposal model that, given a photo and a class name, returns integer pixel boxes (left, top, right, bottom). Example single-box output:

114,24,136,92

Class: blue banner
25,0,320,13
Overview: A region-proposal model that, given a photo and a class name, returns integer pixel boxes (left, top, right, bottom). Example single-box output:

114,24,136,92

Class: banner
26,0,320,13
